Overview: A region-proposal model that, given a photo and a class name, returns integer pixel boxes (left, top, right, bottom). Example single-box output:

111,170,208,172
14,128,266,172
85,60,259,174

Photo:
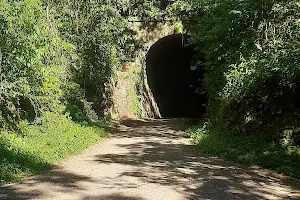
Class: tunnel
146,34,207,118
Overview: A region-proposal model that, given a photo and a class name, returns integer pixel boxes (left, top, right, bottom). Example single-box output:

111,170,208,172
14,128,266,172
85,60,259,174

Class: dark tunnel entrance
146,34,207,118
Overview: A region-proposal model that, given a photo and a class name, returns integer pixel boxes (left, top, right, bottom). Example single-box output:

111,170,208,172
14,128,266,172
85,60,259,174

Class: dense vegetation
132,1,300,178
185,0,300,178
0,113,107,184
1,0,300,183
0,0,125,184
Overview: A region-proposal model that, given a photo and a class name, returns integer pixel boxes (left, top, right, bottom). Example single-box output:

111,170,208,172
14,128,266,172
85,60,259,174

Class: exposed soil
1,119,300,200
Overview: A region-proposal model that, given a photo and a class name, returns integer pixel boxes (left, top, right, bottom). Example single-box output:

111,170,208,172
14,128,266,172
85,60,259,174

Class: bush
0,0,72,125
188,121,300,178
185,0,300,133
0,112,106,185
51,0,134,115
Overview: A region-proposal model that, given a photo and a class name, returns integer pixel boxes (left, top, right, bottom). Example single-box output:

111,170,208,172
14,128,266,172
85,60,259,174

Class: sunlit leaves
186,0,300,124
0,0,72,123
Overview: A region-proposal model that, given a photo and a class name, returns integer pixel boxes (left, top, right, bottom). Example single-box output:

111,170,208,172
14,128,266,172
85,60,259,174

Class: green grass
0,112,107,185
188,125,300,179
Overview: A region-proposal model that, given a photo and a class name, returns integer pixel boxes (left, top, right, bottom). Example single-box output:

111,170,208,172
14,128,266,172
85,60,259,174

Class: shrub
186,0,300,131
0,112,105,184
0,0,72,126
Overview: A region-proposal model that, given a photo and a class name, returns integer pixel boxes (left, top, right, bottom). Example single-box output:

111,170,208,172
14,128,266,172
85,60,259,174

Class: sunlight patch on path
1,119,300,200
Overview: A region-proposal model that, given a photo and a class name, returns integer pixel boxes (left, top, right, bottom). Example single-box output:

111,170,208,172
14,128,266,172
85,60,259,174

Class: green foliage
185,0,300,131
185,0,300,178
0,112,105,185
128,0,171,20
188,121,300,178
0,0,138,124
0,0,72,125
126,64,143,117
1,0,300,183
0,0,141,185
126,0,192,26
50,0,135,114
221,1,300,118
0,0,134,185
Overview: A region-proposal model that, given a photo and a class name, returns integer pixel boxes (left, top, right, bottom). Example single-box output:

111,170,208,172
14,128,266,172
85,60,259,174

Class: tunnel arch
146,34,207,118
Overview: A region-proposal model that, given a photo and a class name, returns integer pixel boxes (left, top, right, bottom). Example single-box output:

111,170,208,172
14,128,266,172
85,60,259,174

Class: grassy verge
188,123,300,179
0,112,109,185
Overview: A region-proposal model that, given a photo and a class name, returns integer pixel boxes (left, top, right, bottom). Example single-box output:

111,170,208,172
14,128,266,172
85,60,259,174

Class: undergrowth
123,64,143,117
188,121,300,179
0,112,108,185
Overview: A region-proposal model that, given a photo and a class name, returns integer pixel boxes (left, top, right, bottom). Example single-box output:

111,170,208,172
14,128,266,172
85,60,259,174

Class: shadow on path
98,118,300,199
1,118,300,200
0,169,95,200
82,193,145,200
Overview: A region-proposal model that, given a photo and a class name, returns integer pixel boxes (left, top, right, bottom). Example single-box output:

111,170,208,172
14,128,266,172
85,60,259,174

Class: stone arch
145,34,206,118
111,21,206,119
132,22,179,118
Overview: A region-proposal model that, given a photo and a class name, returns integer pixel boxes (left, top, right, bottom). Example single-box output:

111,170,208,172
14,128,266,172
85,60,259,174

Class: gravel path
1,119,300,200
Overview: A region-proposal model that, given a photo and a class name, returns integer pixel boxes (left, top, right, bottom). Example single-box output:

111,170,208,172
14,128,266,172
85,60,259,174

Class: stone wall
111,21,180,119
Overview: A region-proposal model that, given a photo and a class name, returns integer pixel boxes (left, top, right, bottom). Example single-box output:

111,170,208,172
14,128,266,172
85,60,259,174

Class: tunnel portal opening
146,34,207,118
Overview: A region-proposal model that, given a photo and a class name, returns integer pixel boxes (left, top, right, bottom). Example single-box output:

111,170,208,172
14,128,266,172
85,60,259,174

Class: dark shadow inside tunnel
146,34,207,118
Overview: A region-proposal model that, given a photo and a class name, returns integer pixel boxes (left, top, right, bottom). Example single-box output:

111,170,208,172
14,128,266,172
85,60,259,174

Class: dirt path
1,119,300,200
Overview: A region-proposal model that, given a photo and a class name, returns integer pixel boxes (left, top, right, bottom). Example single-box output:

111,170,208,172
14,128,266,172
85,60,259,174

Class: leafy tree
0,0,72,127
47,0,134,116
186,0,300,131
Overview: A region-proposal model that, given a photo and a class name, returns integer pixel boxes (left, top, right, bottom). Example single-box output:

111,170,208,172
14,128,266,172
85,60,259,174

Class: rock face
111,22,178,119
